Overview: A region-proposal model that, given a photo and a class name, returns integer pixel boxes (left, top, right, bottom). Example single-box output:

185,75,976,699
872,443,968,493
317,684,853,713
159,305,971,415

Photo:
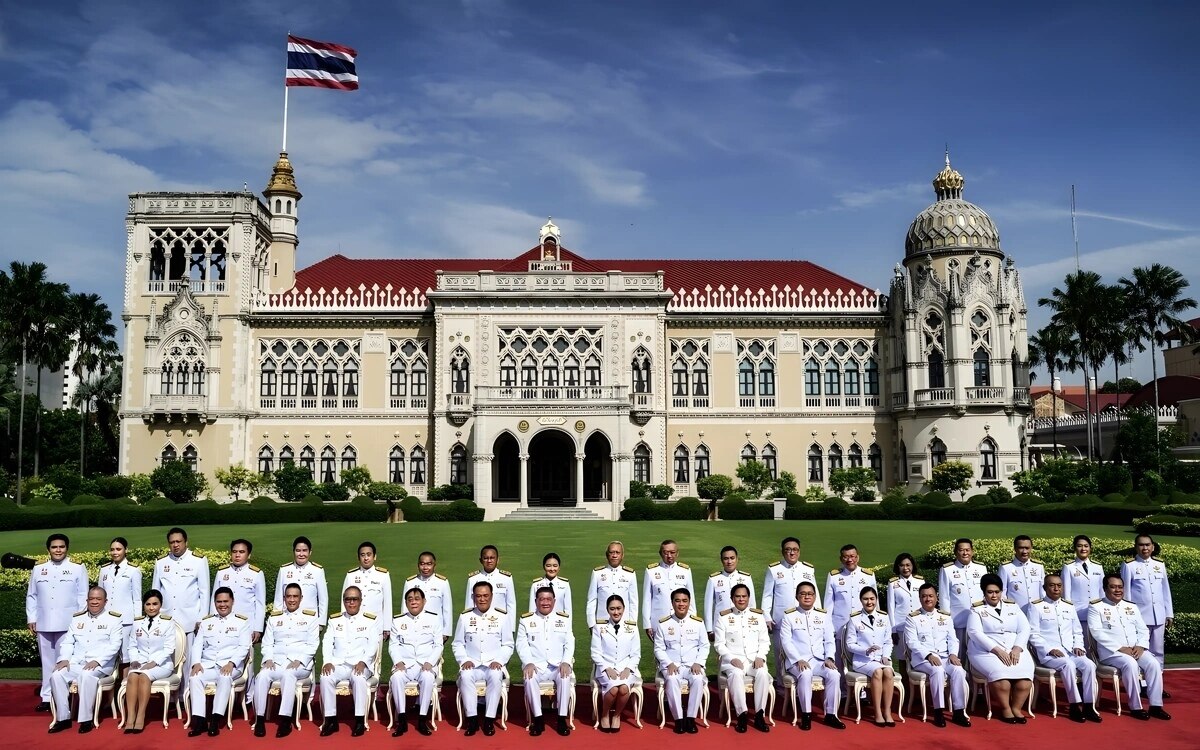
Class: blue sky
1,0,1197,382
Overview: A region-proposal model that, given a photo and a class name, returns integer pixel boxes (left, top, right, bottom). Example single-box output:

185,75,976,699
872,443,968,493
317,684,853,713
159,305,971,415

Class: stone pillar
519,453,529,508
574,452,585,504
611,453,631,521
473,453,494,518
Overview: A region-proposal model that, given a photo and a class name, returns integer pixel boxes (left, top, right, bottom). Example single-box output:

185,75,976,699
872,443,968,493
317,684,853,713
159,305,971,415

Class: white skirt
595,668,641,693
969,650,1033,681
850,659,894,677
127,663,175,681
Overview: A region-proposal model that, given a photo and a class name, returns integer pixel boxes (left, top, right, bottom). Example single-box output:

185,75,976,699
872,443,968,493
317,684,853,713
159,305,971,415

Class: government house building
118,153,1032,519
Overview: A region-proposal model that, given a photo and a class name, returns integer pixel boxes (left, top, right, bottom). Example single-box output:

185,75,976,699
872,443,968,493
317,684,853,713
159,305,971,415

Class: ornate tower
263,151,302,293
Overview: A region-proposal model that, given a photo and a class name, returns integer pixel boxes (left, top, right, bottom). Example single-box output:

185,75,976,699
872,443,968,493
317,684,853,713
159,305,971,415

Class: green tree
1027,322,1074,458
214,464,254,502
829,466,878,499
771,470,798,498
735,460,773,498
1040,271,1106,460
340,466,373,496
928,460,974,500
274,462,315,502
1114,410,1185,488
151,459,207,503
64,292,118,475
696,474,733,501
1100,378,1142,394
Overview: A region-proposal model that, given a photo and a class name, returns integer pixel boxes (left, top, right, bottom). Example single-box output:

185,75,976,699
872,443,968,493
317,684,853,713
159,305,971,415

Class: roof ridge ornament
932,151,964,201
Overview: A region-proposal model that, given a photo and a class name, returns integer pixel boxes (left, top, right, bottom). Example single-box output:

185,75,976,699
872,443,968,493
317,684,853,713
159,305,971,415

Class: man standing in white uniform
26,532,88,711
153,526,210,677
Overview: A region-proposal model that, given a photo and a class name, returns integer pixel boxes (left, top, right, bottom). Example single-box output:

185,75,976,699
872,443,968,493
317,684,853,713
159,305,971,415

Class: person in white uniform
590,594,640,733
761,537,819,681
652,588,709,734
528,552,573,619
845,585,896,726
517,586,575,736
273,535,328,627
452,580,514,737
643,539,695,638
886,552,923,676
387,587,442,737
585,541,639,626
341,541,391,637
1120,534,1174,669
407,550,453,642
122,589,177,734
998,535,1046,609
1025,573,1101,723
936,537,986,659
27,532,88,710
1061,534,1105,636
712,583,771,733
966,573,1033,723
1088,574,1170,721
824,543,877,668
187,587,251,737
152,527,210,678
778,581,845,731
213,538,267,704
465,545,516,632
98,536,142,658
704,545,756,639
46,586,124,735
253,582,319,738
903,582,970,728
319,585,381,737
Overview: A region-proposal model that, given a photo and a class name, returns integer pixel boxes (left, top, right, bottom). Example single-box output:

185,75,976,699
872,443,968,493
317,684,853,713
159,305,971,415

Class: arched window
584,355,602,387
674,445,690,483
804,358,820,396
389,446,405,484
829,443,844,473
161,362,173,395
410,358,428,405
973,348,990,387
299,445,315,478
844,359,860,395
388,338,430,410
281,359,298,398
161,444,177,464
449,444,468,485
260,360,277,400
342,359,359,399
258,446,274,476
741,444,757,464
692,359,709,400
980,438,998,480
182,445,198,471
670,339,710,408
824,360,841,395
322,359,338,397
341,446,357,472
451,348,470,394
865,358,880,395
807,444,824,482
672,358,688,399
694,444,710,480
928,350,945,389
302,359,318,397
738,359,755,398
499,355,517,388
161,333,205,397
410,446,426,485
930,438,947,468
869,443,883,481
633,444,651,483
320,446,336,484
563,355,580,387
737,339,776,407
631,347,652,394
762,444,777,480
521,355,538,388
279,445,294,466
542,357,559,388
848,443,863,468
149,245,166,282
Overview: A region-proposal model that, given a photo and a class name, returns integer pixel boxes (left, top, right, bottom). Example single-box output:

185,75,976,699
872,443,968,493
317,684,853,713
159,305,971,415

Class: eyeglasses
343,597,361,602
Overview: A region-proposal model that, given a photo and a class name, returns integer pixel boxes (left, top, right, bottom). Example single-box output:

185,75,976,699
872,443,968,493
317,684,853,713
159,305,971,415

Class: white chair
589,676,644,729
308,640,384,729
1087,632,1131,717
49,669,119,728
260,674,314,730
1031,655,1097,719
654,671,710,728
903,669,950,722
716,670,776,726
525,671,577,732
117,622,187,729
840,625,905,724
454,666,510,731
780,671,825,725
182,645,254,729
967,655,1035,720
386,660,443,733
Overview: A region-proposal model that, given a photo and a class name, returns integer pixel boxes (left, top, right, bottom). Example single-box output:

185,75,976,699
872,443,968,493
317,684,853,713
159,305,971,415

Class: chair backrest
169,622,187,681
371,639,384,676
840,622,853,673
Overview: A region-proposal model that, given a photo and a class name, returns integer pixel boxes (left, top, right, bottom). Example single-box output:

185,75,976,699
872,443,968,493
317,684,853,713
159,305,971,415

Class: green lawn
4,520,1197,681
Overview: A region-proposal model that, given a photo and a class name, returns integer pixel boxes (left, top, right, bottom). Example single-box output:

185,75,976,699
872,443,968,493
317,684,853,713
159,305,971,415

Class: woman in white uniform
886,552,922,676
966,573,1034,723
590,594,640,732
99,536,143,659
122,589,178,734
845,586,896,726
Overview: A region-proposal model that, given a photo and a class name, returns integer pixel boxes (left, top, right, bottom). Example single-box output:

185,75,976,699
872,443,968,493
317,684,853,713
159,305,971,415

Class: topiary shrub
1014,494,1046,508
851,488,876,503
620,497,655,520
365,482,407,503
447,499,485,521
151,460,207,503
300,493,323,505
1066,494,1102,506
821,496,851,518
90,475,133,499
27,485,65,506
144,496,175,509
966,494,992,507
273,463,315,502
985,486,1013,504
628,481,650,499
316,483,350,503
250,496,276,506
350,495,376,507
399,496,422,519
69,493,104,506
1103,492,1127,504
651,484,675,500
879,487,909,517
920,491,953,508
1126,491,1154,506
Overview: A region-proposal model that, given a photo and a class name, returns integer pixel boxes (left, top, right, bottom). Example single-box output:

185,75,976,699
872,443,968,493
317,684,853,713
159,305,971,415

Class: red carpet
4,669,1198,749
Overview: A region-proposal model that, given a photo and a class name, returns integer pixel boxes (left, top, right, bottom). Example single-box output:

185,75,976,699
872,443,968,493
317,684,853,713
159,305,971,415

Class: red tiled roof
293,247,876,298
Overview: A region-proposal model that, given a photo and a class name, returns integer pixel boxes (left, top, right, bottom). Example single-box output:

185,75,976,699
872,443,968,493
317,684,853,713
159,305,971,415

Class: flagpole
282,32,290,152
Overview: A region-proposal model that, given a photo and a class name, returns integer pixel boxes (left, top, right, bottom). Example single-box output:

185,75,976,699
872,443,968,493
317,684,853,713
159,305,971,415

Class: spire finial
932,150,964,201
944,144,951,168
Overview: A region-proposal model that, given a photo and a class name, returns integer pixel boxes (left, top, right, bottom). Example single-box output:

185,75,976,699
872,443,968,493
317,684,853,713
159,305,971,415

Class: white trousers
785,662,840,714
51,663,113,721
1148,625,1165,667
36,631,66,701
254,665,311,717
909,659,967,710
388,664,436,714
1101,651,1163,710
320,665,374,717
1039,653,1097,703
722,663,770,713
661,669,706,720
189,665,244,718
523,665,571,717
457,665,504,718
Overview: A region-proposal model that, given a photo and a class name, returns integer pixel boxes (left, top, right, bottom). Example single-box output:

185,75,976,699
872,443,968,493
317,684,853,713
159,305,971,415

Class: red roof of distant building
1123,376,1200,409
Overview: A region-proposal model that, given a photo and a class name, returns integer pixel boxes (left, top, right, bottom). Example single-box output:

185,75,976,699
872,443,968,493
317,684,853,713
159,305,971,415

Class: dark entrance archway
492,432,520,502
529,429,575,506
583,432,612,501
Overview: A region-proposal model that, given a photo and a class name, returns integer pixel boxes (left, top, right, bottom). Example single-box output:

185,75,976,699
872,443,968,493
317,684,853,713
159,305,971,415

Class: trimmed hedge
0,500,387,531
394,497,484,522
716,496,774,520
0,628,37,667
1134,514,1200,537
620,497,706,521
1167,612,1200,652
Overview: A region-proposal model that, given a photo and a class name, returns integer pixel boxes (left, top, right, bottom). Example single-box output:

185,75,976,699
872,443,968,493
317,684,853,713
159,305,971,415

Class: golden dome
932,151,964,200
905,154,1000,257
265,151,302,198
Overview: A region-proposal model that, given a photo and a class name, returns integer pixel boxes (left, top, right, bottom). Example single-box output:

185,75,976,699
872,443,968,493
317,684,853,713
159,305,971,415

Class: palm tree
28,288,71,476
65,293,118,475
1028,323,1074,458
1121,264,1198,416
1091,284,1136,461
1039,271,1106,459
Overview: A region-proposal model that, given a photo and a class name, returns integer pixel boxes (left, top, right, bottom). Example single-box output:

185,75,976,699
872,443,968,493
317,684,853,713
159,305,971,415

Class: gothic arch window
633,443,651,484
801,339,880,407
930,438,947,468
299,445,315,478
865,357,880,396
161,444,177,464
149,245,166,282
258,338,361,410
342,359,359,400
900,441,908,481
828,443,844,473
281,359,297,401
694,444,710,480
521,355,538,388
260,360,277,401
182,445,198,472
279,445,294,466
584,354,602,387
159,333,205,396
669,339,711,408
387,338,429,409
274,199,281,213
500,355,517,388
320,446,336,484
928,350,946,390
499,327,605,395
322,359,338,397
869,443,883,481
563,355,580,387
980,437,998,480
257,445,274,476
805,359,820,396
741,444,757,464
923,311,946,389
807,443,824,482
341,445,357,472
737,338,776,407
674,445,690,483
147,226,229,292
302,359,318,398
762,443,778,480
844,359,860,396
631,347,652,394
848,443,863,468
410,446,426,485
450,347,470,394
824,359,841,395
389,446,405,484
449,444,468,485
973,348,990,387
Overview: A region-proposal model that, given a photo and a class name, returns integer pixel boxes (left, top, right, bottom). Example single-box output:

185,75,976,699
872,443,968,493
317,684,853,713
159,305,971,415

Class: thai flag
286,35,358,90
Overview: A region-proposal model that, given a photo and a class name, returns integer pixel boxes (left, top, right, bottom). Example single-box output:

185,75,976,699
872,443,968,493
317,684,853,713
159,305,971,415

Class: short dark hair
472,580,494,595
230,538,253,554
213,586,234,600
480,545,498,557
1073,534,1092,548
954,538,973,550
980,573,1003,592
143,588,163,605
419,550,436,561
918,582,937,595
284,583,302,595
730,583,750,598
840,544,857,554
796,581,817,596
404,587,426,600
1103,573,1123,589
358,541,377,555
1014,535,1032,546
892,552,918,576
293,536,312,550
46,533,69,549
670,587,690,601
720,545,738,557
535,586,556,600
781,537,801,551
660,539,678,552
542,552,560,566
110,536,128,549
167,527,188,542
859,585,878,600
606,594,625,608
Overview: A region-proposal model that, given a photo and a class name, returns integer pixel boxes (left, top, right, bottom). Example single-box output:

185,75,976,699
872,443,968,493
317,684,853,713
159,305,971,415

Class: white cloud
422,83,575,122
798,181,925,215
990,200,1194,232
413,202,582,257
1020,236,1200,293
559,156,651,207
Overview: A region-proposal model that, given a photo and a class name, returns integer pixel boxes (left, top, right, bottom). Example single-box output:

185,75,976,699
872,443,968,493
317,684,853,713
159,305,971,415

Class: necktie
906,579,911,590
113,563,119,577
868,614,875,626
995,607,1002,617
1082,562,1088,574
613,622,619,633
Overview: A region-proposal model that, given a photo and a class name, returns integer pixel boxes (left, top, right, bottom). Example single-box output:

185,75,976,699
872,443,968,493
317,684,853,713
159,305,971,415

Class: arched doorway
529,430,575,506
584,432,612,501
492,433,520,502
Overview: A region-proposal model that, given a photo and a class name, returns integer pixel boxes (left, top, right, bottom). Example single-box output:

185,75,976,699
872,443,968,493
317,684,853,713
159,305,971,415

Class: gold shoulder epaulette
1125,557,1135,563
850,610,861,617
99,561,112,568
659,614,672,623
249,564,261,572
362,612,377,620
435,573,447,580
814,607,826,614
909,610,921,617
498,570,511,577
942,561,954,567
302,609,316,616
347,567,358,573
107,610,121,617
678,562,689,569
830,568,840,575
1004,598,1016,605
157,554,168,561
468,570,481,577
784,607,798,614
937,609,951,616
1030,558,1044,565
73,610,86,617
647,563,658,569
801,560,814,568
494,607,507,614
719,608,733,616
375,566,388,573
914,574,925,580
769,560,782,567
532,577,543,583
462,608,473,614
235,613,248,620
195,554,206,559
268,608,282,617
520,611,534,618
621,565,634,573
624,619,636,626
596,619,607,626
709,571,721,578
202,614,215,620
888,576,899,583
160,614,172,620
557,610,570,618
310,562,323,569
1090,598,1102,604
1030,599,1043,606
972,600,985,607
559,576,569,582
878,608,888,616
689,614,703,622
406,574,418,581
280,562,295,569
738,569,749,576
1062,598,1073,605
750,607,763,614
134,615,145,621
330,612,343,619
594,565,604,571
1152,556,1164,563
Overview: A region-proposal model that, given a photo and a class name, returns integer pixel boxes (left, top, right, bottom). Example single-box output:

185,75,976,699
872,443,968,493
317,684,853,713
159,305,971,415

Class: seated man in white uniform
903,582,970,729
253,582,319,738
388,587,442,737
187,586,252,737
319,585,381,737
47,586,124,735
713,582,771,733
452,580,514,737
778,581,844,731
1088,574,1170,721
1025,573,1101,723
517,585,575,736
652,587,709,734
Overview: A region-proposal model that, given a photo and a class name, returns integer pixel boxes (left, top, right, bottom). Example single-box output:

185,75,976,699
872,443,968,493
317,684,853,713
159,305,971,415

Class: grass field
4,520,1197,681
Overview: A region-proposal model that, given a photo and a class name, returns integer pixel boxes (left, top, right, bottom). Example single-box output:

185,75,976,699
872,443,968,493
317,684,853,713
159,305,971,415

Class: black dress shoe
952,710,971,727
416,714,433,736
529,715,543,736
556,717,571,736
673,718,685,734
1129,709,1150,720
823,714,846,730
188,718,208,737
1084,706,1103,723
351,718,367,737
932,709,946,728
276,721,293,738
1162,691,1171,700
753,710,769,732
78,721,94,734
393,715,408,736
35,702,51,713
482,716,496,736
736,711,748,733
799,712,812,731
254,717,267,737
1068,704,1085,723
998,715,1019,724
1149,707,1171,720
1014,715,1027,724
464,716,479,736
207,714,222,736
885,720,896,727
320,719,340,735
47,720,72,734
124,728,136,735
685,716,698,733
